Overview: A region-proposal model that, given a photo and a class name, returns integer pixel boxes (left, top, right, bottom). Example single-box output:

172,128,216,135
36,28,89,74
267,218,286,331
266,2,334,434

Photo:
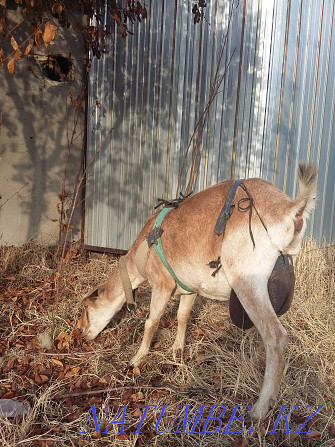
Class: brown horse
78,163,317,421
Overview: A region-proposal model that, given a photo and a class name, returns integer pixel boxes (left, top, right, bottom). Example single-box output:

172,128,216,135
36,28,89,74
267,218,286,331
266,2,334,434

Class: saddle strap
119,255,136,306
214,179,244,236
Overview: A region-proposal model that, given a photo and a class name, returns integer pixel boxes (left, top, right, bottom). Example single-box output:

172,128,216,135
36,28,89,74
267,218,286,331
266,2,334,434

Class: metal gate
85,0,335,250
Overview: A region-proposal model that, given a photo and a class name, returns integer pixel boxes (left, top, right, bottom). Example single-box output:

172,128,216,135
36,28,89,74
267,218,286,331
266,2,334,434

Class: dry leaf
43,22,56,46
65,366,80,377
11,36,19,51
7,59,15,76
134,407,142,417
57,332,68,340
24,43,32,56
111,11,121,24
155,389,169,396
34,29,42,49
51,2,63,15
51,359,63,368
0,48,4,67
133,366,141,377
307,429,322,440
1,391,14,399
259,425,266,436
39,374,49,383
122,388,133,403
130,391,144,402
14,48,21,61
0,0,6,8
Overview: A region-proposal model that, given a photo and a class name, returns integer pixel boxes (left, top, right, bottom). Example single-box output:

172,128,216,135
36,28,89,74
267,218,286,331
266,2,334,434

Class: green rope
152,207,194,293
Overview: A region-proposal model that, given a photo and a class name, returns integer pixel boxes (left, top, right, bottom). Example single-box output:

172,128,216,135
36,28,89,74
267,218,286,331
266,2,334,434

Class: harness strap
119,255,137,308
214,179,268,248
147,207,194,293
237,183,268,248
214,179,244,236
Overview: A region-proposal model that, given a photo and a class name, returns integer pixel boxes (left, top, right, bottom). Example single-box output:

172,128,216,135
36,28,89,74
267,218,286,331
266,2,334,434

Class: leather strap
214,179,244,236
119,255,136,306
147,207,194,293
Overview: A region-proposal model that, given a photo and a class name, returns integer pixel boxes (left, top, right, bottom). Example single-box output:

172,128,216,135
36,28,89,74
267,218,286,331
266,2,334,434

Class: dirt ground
0,239,334,447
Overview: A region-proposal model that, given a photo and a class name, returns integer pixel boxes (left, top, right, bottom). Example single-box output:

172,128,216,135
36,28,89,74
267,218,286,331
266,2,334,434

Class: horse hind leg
231,274,288,421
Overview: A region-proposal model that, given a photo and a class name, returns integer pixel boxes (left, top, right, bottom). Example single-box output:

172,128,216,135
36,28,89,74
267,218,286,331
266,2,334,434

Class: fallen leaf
51,2,63,15
259,425,266,436
14,48,21,60
39,375,49,383
122,388,133,403
0,48,4,67
1,391,14,399
130,391,144,402
57,332,68,340
134,407,142,417
11,36,19,51
23,43,32,56
133,366,141,377
82,343,93,352
34,29,42,49
307,429,322,440
36,440,53,446
66,408,82,422
7,59,15,76
232,438,242,447
65,366,80,377
154,389,169,396
51,359,63,368
43,22,56,46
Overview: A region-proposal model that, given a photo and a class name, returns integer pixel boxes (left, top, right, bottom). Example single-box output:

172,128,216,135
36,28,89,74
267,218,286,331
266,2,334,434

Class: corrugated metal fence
85,0,335,250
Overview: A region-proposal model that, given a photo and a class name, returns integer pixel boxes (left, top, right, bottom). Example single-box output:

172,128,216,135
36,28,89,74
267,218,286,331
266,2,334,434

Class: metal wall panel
86,0,335,250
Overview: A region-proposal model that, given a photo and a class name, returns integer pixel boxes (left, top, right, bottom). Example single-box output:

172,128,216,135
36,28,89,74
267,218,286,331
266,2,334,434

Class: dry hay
0,238,334,447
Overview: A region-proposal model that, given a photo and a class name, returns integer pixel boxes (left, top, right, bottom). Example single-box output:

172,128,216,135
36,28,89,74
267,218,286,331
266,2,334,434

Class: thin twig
0,182,29,209
176,0,237,197
53,383,210,401
54,128,113,311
